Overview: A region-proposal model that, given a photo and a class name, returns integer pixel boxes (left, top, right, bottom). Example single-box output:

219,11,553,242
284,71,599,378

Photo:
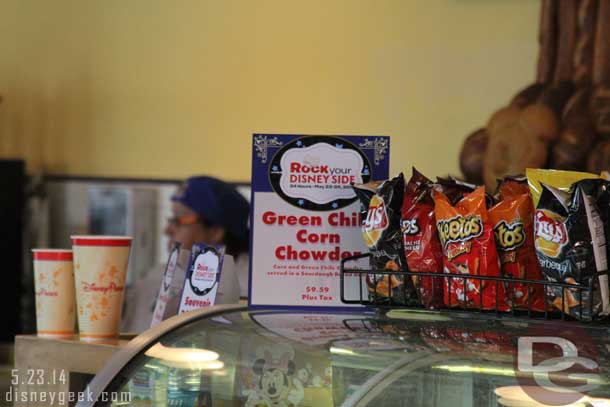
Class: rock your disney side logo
269,136,372,211
188,247,221,296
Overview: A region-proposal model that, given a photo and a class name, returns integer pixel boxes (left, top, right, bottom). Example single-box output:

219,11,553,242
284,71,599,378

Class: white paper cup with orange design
32,249,76,338
71,236,132,341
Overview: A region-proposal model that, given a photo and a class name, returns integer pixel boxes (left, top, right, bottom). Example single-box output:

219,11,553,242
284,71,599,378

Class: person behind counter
122,176,250,333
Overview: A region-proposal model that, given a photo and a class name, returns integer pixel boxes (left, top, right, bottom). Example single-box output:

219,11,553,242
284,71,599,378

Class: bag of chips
434,186,509,311
435,176,477,205
436,176,495,207
495,175,530,198
533,183,609,319
526,168,599,207
354,180,382,224
489,179,547,312
402,168,443,308
353,174,418,305
574,178,610,269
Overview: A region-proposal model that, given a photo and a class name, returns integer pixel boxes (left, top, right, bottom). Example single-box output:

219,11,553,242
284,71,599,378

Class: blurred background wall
0,0,539,181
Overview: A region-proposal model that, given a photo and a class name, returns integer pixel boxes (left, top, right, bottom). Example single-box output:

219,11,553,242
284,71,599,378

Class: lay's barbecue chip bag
526,168,599,207
434,187,509,311
533,183,609,320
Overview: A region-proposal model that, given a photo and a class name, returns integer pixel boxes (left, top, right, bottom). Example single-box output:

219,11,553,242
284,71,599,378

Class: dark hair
200,218,249,258
224,231,249,258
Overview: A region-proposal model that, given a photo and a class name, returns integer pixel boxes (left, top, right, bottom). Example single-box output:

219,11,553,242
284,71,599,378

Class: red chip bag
402,168,443,308
489,188,547,312
433,187,509,311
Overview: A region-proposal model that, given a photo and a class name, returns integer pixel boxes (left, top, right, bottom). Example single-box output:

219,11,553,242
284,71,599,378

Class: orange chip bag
489,187,547,312
497,176,530,199
434,187,509,311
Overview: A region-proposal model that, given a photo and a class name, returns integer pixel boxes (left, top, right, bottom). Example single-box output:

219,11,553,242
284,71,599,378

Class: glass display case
81,305,610,407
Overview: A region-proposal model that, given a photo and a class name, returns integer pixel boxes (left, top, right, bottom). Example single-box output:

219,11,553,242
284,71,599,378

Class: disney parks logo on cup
81,282,124,295
515,333,601,405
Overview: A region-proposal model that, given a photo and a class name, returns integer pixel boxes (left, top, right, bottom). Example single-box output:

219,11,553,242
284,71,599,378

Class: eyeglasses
167,214,199,227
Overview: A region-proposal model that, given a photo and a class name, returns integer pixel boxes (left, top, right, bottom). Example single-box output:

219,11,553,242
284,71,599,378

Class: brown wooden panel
537,0,559,83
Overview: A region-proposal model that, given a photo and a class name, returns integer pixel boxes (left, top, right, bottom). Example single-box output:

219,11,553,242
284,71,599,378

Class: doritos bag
353,174,418,305
434,187,509,311
533,183,609,319
402,168,443,308
489,180,546,312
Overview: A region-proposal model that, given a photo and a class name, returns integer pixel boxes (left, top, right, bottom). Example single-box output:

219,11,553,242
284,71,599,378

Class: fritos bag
489,179,546,312
533,183,609,319
434,186,509,311
353,174,418,305
402,168,443,308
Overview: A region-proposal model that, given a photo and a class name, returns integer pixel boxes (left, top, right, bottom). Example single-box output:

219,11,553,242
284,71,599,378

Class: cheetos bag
433,187,509,311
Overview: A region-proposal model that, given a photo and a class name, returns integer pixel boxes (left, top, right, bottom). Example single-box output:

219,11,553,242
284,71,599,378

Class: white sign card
178,244,225,314
249,134,390,309
151,243,192,327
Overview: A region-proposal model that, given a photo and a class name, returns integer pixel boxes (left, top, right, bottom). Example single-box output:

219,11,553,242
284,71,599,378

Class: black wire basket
340,253,609,323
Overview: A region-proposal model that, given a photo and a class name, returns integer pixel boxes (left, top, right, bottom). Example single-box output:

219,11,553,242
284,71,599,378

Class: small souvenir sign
178,244,225,314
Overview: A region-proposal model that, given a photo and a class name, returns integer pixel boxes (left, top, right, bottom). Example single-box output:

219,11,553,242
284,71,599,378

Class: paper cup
32,249,76,338
71,236,132,341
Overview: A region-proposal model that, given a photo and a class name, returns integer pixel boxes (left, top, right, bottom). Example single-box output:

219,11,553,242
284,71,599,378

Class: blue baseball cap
171,176,249,242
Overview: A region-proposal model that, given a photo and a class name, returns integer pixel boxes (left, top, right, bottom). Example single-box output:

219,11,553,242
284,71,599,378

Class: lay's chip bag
533,183,609,320
489,178,546,312
353,174,418,305
434,186,509,311
402,168,443,308
526,168,599,207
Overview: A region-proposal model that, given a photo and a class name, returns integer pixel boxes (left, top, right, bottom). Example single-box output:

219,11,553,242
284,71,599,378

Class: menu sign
178,244,225,314
250,134,390,309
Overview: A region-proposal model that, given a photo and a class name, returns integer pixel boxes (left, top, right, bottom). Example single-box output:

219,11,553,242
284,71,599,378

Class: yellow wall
0,0,539,182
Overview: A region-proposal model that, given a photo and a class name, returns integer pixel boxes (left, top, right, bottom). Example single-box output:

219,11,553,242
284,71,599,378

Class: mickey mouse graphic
245,351,304,407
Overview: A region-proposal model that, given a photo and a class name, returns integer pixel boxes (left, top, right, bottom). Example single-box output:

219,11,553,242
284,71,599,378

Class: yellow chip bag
526,168,600,207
